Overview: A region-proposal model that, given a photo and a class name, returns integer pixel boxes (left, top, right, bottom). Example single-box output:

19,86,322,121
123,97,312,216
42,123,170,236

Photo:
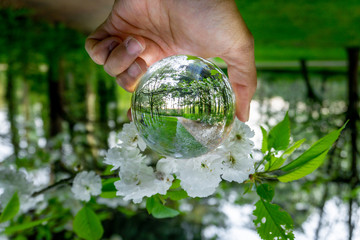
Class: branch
31,173,119,198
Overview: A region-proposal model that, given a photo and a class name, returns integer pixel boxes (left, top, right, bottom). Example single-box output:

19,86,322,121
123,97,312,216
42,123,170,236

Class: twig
31,173,119,197
32,177,74,197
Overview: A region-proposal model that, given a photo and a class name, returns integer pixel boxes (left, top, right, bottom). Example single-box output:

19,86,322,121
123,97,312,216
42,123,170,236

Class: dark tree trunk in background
300,59,320,102
47,54,64,138
5,61,19,158
346,47,359,240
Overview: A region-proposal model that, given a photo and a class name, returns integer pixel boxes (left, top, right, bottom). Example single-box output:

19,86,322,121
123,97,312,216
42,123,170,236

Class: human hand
85,0,256,122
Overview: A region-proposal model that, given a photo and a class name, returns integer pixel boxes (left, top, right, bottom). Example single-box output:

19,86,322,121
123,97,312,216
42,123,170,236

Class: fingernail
109,41,119,51
125,37,144,55
127,62,142,78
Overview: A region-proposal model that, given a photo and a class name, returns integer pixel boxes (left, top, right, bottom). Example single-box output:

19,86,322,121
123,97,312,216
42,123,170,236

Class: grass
135,113,207,158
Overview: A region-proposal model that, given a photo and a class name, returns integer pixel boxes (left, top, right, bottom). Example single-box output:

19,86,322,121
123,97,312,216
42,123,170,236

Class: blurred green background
0,0,359,239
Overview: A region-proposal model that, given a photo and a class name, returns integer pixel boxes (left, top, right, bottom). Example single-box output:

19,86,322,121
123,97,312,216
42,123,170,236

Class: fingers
86,33,148,92
86,36,122,65
116,57,148,92
227,63,257,122
104,36,145,77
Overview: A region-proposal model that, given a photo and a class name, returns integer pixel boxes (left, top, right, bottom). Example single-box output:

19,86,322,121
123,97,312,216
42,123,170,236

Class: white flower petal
71,171,102,202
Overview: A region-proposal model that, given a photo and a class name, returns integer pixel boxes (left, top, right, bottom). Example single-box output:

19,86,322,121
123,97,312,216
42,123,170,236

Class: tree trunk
300,59,320,102
346,47,359,240
47,54,64,137
5,61,20,157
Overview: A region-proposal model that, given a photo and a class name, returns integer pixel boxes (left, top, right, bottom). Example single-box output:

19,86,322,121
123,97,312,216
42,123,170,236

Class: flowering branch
31,177,74,197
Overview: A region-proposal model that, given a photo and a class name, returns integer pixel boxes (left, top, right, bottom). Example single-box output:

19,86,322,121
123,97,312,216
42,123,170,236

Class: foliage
250,114,346,239
235,0,360,60
0,192,19,223
0,5,353,240
73,207,104,240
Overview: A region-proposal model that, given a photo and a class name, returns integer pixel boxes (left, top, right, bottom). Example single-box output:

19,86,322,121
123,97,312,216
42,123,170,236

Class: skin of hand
85,0,257,122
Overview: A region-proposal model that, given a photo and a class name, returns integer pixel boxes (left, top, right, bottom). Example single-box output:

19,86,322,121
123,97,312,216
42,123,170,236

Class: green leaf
99,191,117,198
166,189,188,201
146,196,179,219
169,179,181,190
253,199,294,240
281,138,306,158
5,217,51,235
146,196,156,214
0,192,20,223
101,178,118,192
260,126,268,153
264,154,278,171
280,123,346,172
73,207,104,240
256,184,274,202
243,183,254,195
267,156,286,172
99,178,119,198
278,150,328,182
268,113,290,151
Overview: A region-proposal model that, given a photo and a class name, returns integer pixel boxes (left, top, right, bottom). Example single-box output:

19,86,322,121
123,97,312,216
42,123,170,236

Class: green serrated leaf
146,196,179,218
280,123,346,172
281,138,306,158
0,192,20,223
261,126,268,153
264,154,277,171
73,207,104,240
256,184,274,202
278,150,328,182
253,199,294,240
5,217,51,235
268,113,290,151
267,157,286,172
166,189,188,201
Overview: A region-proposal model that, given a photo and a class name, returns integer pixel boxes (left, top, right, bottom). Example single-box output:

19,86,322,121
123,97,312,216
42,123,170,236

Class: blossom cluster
104,118,255,203
71,171,102,202
0,167,43,213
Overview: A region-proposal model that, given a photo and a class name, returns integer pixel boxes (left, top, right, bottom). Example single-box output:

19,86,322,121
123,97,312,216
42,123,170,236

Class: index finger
85,23,115,65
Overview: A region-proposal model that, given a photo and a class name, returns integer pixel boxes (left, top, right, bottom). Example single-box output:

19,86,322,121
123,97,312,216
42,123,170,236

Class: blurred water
0,110,13,162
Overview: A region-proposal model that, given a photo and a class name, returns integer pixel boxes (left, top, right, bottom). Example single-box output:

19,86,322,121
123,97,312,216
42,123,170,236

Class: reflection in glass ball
131,55,235,158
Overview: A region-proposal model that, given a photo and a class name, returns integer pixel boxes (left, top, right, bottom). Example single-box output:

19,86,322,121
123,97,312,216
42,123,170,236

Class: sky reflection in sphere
131,55,235,158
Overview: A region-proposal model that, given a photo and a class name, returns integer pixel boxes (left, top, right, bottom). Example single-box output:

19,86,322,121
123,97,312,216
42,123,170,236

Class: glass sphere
131,55,235,158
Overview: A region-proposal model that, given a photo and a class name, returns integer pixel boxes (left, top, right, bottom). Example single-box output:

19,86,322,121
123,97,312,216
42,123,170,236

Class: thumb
226,60,257,122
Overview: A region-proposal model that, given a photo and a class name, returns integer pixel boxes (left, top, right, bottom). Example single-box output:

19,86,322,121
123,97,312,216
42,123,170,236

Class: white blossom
118,122,147,151
156,157,178,175
175,154,223,198
115,162,173,203
102,117,256,202
71,171,102,202
104,147,146,171
217,119,255,183
222,118,254,156
219,151,255,183
0,167,42,213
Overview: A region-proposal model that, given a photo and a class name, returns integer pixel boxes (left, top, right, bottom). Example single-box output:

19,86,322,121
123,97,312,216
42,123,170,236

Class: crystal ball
131,55,235,158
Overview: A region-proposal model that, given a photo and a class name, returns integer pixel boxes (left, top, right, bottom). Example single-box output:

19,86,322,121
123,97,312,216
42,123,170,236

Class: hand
85,0,256,121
